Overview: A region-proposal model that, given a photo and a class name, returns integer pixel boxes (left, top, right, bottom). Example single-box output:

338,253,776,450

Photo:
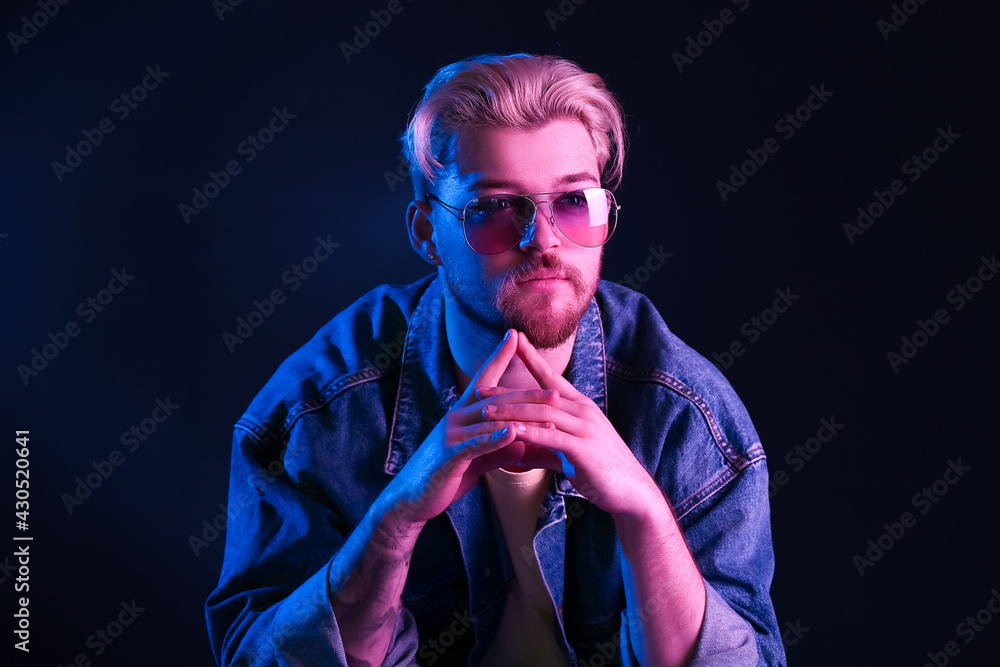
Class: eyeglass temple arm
425,193,464,221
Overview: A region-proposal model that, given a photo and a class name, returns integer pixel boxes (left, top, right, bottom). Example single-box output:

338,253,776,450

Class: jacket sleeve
620,410,785,665
669,454,784,665
619,578,762,666
205,425,421,667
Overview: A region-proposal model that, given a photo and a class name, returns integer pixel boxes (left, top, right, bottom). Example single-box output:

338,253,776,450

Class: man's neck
444,298,576,396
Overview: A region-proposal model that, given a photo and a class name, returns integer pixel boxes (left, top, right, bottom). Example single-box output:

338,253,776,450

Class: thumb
460,329,517,402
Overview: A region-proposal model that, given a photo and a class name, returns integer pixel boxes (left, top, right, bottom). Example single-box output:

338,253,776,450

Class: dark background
2,0,998,664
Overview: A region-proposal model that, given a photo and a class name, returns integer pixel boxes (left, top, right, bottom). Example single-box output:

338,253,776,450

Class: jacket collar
385,276,607,496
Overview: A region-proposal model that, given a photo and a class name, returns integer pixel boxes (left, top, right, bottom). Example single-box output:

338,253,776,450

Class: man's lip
518,273,566,283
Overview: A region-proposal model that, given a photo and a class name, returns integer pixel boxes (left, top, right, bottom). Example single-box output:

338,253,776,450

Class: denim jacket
207,274,785,666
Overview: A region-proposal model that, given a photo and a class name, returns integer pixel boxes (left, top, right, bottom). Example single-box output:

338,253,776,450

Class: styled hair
401,53,626,197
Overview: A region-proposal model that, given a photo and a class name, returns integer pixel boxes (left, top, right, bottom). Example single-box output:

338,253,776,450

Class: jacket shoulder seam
606,360,742,463
235,367,393,445
674,443,765,519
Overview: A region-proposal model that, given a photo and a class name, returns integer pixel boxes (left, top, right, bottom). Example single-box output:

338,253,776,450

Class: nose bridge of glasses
521,196,556,232
518,197,560,244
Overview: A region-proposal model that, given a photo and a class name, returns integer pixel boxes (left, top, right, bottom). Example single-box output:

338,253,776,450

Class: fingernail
500,426,510,436
503,330,511,341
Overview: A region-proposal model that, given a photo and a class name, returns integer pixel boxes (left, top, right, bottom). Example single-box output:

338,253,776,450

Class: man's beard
443,253,599,350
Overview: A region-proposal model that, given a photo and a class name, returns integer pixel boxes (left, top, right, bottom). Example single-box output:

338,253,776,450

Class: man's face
432,118,604,349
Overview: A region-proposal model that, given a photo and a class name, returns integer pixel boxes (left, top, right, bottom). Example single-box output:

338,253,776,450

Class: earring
426,253,435,260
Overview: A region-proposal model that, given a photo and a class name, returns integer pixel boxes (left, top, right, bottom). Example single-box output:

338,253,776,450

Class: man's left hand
477,331,663,520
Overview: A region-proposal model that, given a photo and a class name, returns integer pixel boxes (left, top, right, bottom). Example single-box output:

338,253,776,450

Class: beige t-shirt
479,467,566,666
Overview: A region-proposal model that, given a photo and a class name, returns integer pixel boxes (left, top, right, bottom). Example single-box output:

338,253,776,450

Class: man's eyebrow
553,171,601,188
467,172,601,193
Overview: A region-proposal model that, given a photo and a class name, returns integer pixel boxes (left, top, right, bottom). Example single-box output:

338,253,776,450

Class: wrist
370,502,427,552
612,481,673,545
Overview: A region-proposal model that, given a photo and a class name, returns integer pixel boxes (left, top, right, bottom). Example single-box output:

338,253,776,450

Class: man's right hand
331,329,545,666
382,329,527,525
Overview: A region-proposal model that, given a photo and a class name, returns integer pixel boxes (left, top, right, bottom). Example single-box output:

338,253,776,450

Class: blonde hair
401,53,626,197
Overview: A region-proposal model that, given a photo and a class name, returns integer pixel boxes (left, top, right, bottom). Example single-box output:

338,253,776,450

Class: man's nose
519,201,562,252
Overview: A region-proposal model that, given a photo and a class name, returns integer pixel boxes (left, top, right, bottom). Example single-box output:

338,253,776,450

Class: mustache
503,254,584,288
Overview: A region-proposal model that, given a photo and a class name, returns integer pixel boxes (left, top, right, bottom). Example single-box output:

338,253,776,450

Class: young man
207,54,784,666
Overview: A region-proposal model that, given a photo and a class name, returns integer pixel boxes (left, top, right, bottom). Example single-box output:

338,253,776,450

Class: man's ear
407,199,440,266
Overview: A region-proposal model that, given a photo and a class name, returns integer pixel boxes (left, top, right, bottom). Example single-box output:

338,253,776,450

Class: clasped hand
386,330,661,526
